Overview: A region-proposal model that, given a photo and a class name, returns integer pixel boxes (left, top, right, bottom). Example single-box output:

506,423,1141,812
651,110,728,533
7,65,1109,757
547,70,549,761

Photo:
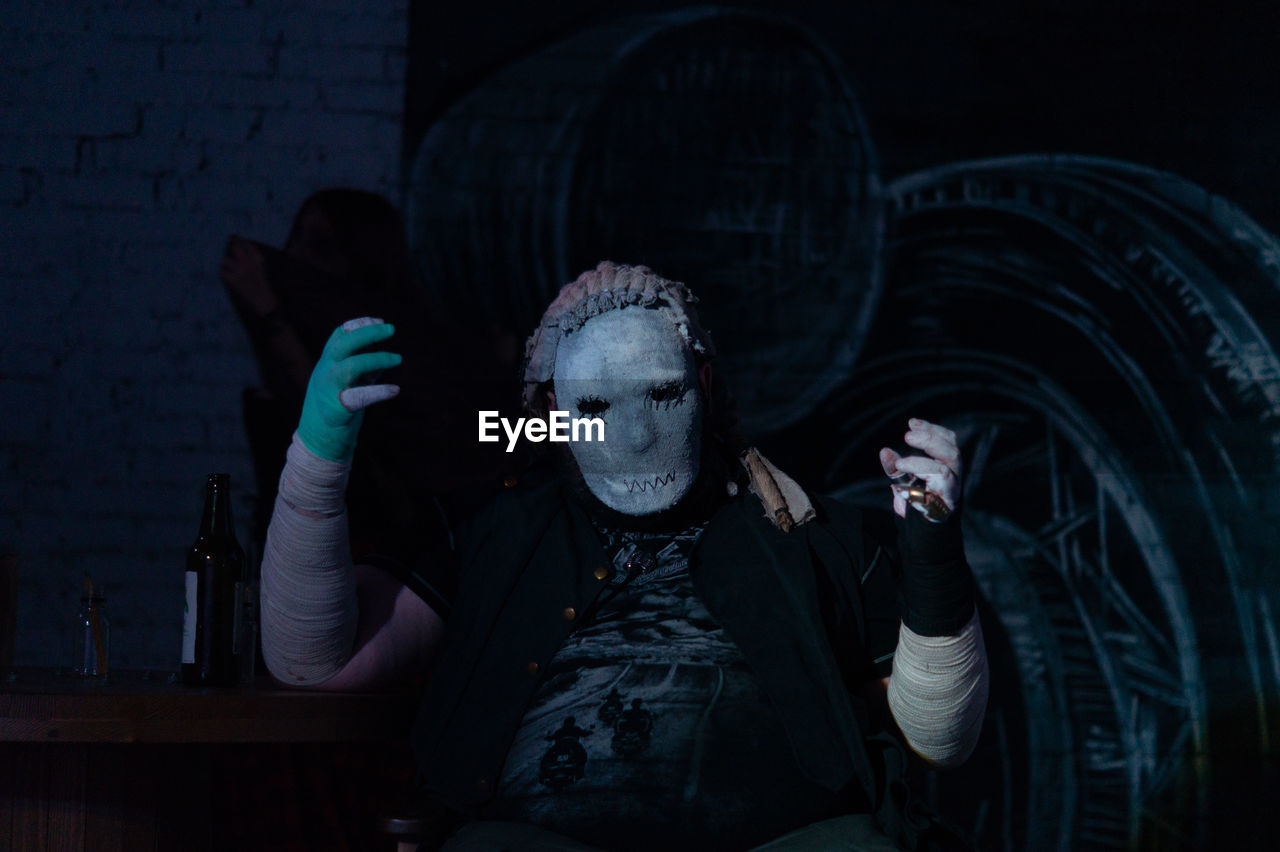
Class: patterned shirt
488,523,855,850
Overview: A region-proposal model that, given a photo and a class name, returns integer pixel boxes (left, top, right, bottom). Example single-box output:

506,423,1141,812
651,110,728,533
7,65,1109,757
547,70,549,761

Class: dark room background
2,1,1279,849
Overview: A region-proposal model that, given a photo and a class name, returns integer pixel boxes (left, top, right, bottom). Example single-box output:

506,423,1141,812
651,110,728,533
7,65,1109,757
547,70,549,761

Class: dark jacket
410,472,949,847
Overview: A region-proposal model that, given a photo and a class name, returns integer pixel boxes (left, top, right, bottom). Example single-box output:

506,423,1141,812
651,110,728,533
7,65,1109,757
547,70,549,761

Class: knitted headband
521,261,716,412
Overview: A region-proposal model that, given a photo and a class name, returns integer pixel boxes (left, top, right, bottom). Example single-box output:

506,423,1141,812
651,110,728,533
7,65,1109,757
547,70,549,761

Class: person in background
220,189,419,550
221,189,415,417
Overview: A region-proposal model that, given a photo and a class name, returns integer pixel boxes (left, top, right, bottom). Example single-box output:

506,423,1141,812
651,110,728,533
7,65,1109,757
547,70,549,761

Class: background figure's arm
260,433,444,689
887,609,989,768
220,235,312,411
249,321,312,415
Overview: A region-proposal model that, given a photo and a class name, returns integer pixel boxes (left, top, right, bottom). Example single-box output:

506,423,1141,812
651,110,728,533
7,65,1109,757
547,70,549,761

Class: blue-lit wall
0,0,407,668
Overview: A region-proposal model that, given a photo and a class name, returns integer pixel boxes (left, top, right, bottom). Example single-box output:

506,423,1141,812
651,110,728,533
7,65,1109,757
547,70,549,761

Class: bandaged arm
260,433,442,689
885,512,990,768
888,610,988,768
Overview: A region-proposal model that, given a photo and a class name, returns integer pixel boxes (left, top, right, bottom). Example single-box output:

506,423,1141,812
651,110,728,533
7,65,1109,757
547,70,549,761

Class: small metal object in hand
890,472,952,523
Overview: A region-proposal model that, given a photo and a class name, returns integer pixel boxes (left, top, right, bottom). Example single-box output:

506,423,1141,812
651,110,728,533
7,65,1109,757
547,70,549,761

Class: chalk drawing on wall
405,8,884,435
793,155,1280,849
405,5,1280,845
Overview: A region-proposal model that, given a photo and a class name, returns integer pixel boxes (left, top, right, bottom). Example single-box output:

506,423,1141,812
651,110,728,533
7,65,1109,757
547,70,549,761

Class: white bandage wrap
259,433,359,685
886,608,989,768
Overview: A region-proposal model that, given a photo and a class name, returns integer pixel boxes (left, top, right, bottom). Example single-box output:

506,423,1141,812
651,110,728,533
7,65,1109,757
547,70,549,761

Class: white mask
553,308,703,516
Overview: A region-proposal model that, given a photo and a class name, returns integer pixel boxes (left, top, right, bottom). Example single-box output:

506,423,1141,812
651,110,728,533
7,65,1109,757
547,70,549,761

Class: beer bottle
182,473,245,687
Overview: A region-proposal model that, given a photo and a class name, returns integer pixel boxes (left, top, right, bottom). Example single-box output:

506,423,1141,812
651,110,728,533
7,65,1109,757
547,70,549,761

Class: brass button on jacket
562,606,577,621
526,661,540,676
593,565,609,580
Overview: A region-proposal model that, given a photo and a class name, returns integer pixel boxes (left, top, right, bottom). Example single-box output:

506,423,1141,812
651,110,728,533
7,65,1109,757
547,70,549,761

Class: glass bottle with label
182,473,245,687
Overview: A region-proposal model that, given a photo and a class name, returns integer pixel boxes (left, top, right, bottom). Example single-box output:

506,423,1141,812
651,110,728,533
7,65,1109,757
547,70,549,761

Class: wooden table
0,668,420,851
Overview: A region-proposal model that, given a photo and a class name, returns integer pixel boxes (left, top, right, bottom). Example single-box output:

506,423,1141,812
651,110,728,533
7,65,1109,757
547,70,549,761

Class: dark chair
354,559,458,851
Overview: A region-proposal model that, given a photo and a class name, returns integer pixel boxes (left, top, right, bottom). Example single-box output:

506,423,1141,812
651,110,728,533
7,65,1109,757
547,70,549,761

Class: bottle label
182,570,197,664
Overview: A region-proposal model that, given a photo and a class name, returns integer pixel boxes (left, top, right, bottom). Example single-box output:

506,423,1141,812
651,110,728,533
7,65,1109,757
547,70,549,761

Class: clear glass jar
75,590,109,680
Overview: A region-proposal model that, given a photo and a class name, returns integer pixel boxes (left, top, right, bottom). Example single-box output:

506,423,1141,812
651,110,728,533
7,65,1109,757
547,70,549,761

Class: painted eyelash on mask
576,395,609,417
645,380,688,410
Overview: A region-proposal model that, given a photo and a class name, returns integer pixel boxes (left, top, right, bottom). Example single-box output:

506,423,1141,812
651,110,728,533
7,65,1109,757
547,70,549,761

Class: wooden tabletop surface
0,667,418,744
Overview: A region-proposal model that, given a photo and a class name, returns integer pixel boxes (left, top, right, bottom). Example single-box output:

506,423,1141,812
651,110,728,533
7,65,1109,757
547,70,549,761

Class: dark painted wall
406,0,1280,236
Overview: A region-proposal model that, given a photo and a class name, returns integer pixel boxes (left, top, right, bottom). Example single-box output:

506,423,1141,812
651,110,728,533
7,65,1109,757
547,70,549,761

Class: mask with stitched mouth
552,307,703,516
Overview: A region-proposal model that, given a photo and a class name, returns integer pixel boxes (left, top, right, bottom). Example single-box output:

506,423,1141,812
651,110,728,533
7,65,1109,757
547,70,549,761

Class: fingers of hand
893,455,959,509
339,384,400,412
879,447,902,477
325,318,393,360
908,418,955,443
904,419,962,477
903,431,962,477
223,237,256,266
220,248,247,280
892,491,908,518
338,350,402,386
341,316,383,333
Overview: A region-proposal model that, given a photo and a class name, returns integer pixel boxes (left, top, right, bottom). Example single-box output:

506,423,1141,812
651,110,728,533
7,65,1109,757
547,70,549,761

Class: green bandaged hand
297,317,402,462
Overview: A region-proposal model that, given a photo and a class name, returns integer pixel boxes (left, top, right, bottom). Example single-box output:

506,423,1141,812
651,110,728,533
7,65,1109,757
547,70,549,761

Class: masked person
260,262,989,851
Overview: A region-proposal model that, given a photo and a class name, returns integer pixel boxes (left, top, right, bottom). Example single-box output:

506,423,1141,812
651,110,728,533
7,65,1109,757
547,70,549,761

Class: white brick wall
0,0,409,669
